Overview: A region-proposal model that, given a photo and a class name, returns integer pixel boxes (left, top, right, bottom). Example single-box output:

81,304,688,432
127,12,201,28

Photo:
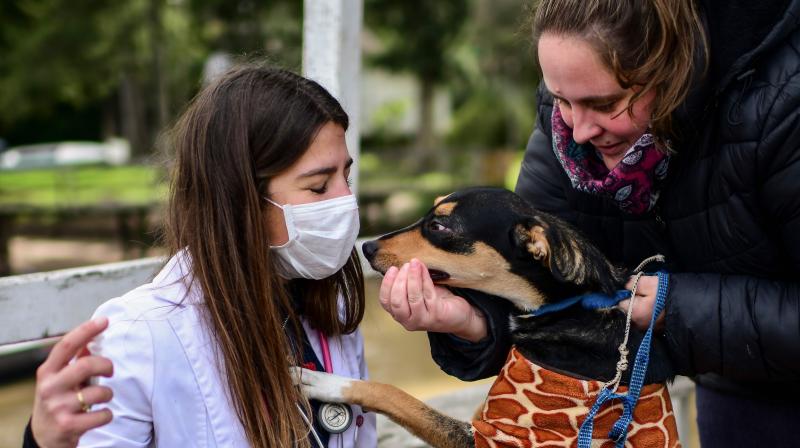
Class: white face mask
266,194,360,279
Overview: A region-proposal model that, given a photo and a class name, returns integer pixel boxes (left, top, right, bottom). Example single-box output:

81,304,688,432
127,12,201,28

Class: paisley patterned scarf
550,105,669,214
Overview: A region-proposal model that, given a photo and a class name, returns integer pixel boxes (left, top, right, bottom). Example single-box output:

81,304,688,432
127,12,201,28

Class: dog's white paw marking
290,367,355,403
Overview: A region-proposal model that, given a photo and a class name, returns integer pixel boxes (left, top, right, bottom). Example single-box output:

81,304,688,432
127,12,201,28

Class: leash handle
577,270,670,448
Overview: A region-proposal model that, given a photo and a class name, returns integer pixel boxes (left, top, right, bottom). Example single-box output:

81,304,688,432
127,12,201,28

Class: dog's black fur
362,186,674,384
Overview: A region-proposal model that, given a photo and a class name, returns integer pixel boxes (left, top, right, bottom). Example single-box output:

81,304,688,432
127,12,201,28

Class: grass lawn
0,165,167,209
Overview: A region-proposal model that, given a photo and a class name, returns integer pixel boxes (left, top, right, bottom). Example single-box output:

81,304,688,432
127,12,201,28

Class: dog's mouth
428,269,450,282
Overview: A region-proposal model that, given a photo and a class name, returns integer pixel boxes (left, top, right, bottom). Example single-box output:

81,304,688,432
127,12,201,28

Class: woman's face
538,33,655,169
266,121,353,245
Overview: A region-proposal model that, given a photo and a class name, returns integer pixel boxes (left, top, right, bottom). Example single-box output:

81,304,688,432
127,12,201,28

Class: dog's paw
290,366,355,403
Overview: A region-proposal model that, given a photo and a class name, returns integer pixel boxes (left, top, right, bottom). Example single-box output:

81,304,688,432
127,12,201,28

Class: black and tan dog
296,187,679,448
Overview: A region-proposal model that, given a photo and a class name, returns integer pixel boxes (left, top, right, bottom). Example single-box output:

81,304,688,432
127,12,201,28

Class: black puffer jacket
429,0,800,400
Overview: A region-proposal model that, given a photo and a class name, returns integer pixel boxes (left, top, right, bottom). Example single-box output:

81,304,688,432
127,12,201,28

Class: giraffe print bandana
550,105,670,215
472,347,681,448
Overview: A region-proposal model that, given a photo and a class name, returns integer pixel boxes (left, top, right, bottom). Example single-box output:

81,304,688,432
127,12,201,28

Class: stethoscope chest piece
317,402,353,434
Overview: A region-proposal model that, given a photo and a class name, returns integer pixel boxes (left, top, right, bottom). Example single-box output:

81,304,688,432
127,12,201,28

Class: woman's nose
571,111,603,144
332,177,353,197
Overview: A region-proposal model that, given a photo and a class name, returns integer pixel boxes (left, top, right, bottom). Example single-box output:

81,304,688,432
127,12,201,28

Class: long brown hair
163,63,365,447
532,0,707,142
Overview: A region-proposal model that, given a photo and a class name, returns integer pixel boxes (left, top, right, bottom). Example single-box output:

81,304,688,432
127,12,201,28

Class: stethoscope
297,330,357,448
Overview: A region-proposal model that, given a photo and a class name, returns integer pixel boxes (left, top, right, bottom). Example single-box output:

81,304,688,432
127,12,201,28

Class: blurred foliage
365,0,470,170
361,0,539,178
447,0,540,150
365,0,468,85
1,0,538,189
0,0,301,152
0,165,166,208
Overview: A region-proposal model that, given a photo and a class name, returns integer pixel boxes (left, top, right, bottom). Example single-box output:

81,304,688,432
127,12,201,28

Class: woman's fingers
46,385,113,415
389,263,412,321
74,385,114,411
620,276,663,329
404,260,430,328
32,319,115,448
66,408,114,435
56,357,114,393
39,317,108,377
378,266,399,312
625,275,657,296
420,261,437,308
406,259,423,305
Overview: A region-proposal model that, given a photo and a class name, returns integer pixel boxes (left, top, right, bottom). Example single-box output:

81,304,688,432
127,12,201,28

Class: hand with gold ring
75,390,91,413
31,317,114,448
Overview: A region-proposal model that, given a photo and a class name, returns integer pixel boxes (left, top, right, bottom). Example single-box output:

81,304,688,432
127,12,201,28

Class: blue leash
531,289,633,316
526,270,669,447
575,271,669,448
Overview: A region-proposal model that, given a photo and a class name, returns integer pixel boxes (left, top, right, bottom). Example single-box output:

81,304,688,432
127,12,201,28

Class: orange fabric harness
472,347,681,448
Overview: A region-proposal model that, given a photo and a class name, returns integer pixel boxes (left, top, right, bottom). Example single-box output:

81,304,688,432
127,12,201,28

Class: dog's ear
513,222,551,265
513,215,606,288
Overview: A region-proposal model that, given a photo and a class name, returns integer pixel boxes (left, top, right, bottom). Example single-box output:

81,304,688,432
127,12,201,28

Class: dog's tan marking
377,228,546,310
433,193,453,207
562,239,585,283
434,201,457,216
343,381,473,448
528,225,550,265
514,222,590,285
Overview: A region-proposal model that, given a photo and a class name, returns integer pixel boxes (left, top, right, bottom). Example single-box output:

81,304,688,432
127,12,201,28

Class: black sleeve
23,420,39,448
427,289,516,380
664,274,800,381
664,68,800,381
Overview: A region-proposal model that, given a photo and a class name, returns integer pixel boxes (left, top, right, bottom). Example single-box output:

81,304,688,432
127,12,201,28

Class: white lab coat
80,252,377,447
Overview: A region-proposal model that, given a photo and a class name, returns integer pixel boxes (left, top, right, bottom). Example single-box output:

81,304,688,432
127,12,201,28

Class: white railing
0,257,163,346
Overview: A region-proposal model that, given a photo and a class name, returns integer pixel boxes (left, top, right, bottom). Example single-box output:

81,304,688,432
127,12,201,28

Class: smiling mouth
594,142,622,152
428,269,451,282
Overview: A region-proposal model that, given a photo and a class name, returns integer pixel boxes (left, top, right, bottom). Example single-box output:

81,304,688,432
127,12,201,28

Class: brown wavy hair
532,0,708,144
163,63,365,447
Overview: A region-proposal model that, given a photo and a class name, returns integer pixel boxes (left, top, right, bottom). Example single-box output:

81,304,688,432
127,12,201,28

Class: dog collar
529,289,632,317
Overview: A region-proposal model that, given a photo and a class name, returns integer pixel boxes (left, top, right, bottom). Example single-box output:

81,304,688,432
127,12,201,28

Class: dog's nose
361,240,379,260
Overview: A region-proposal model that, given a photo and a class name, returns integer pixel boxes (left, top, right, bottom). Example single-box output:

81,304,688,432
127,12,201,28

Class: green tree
448,0,540,150
365,0,469,169
0,0,302,154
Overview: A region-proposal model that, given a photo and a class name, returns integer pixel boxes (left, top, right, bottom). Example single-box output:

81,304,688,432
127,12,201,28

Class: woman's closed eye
310,183,328,194
309,174,353,194
593,101,619,113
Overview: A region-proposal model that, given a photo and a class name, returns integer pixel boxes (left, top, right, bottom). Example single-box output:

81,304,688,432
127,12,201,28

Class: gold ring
76,390,91,413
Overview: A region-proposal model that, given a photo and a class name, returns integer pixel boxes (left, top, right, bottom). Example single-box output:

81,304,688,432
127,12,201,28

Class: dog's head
361,187,625,311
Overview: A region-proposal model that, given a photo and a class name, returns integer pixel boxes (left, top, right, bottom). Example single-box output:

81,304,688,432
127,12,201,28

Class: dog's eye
429,221,450,233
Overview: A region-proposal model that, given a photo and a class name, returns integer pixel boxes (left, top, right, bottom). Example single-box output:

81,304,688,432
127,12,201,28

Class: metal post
302,0,363,193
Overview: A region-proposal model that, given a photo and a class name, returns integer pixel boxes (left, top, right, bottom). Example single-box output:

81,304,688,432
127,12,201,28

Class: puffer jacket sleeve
664,68,800,381
427,289,516,380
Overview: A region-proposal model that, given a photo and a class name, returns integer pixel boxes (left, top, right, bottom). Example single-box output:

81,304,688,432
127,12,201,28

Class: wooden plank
0,257,163,345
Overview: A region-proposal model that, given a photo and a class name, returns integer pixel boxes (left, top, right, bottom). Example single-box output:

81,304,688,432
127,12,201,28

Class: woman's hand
31,317,114,448
378,258,488,342
618,275,665,331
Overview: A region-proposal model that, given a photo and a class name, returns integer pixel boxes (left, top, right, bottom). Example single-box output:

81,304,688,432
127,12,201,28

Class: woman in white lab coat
26,64,377,448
